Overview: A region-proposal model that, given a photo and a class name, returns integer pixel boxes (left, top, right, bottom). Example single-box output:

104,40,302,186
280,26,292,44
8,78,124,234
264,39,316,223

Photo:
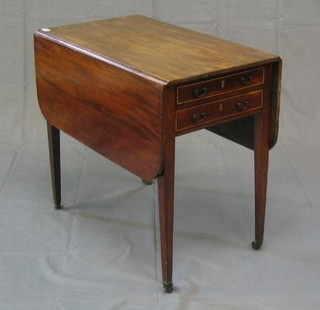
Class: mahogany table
34,15,281,293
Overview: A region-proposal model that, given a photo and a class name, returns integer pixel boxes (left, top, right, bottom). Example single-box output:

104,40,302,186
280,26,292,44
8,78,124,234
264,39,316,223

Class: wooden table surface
36,15,279,84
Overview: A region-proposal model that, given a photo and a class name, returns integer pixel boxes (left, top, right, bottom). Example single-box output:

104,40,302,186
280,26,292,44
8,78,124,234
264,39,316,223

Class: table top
36,15,279,84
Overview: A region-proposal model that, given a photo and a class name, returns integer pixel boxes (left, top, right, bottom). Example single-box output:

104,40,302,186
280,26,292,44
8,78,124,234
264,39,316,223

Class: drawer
177,67,264,105
176,90,263,132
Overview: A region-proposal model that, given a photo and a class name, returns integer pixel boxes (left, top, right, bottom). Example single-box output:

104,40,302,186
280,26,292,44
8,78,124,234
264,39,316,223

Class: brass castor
142,179,153,185
252,240,263,250
163,282,173,293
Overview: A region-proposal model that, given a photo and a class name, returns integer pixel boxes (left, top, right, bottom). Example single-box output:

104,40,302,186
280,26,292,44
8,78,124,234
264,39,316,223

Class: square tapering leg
252,112,270,250
157,138,175,293
47,122,62,209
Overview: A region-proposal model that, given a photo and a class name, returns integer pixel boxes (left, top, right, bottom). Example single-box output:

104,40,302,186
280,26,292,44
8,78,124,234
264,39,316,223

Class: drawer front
176,90,263,132
177,67,264,105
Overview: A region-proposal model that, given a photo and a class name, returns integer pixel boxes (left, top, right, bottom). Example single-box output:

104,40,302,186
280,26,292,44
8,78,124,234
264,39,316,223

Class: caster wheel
142,179,153,185
252,240,263,250
163,282,173,293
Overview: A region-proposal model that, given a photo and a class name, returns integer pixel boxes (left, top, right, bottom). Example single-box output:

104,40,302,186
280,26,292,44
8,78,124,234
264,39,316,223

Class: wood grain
35,35,165,180
36,15,280,84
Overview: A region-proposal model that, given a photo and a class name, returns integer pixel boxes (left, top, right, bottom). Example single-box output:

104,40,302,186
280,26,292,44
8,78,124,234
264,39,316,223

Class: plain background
1,1,320,309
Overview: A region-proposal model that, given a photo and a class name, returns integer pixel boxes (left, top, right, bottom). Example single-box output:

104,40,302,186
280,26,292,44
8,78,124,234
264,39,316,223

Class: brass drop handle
191,112,206,123
236,100,249,111
240,74,253,85
193,87,208,98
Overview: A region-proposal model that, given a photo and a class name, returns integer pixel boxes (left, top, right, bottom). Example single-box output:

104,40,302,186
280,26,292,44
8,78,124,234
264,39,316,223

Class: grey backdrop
1,1,320,309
